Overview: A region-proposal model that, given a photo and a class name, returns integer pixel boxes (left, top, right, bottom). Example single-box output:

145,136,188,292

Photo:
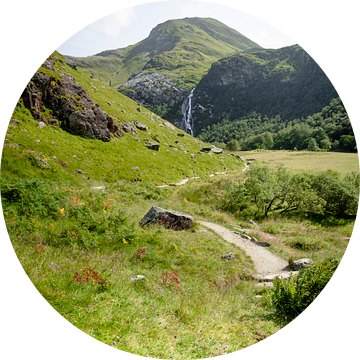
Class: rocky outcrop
118,71,187,108
291,258,314,270
20,56,123,142
140,206,193,231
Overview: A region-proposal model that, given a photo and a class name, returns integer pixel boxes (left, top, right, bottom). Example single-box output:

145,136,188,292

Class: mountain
4,51,244,186
191,45,339,136
66,17,262,122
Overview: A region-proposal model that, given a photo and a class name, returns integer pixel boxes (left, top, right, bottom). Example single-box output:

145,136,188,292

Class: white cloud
101,7,137,37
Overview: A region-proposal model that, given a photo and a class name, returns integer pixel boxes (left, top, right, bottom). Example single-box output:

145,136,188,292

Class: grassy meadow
2,52,358,359
234,150,359,175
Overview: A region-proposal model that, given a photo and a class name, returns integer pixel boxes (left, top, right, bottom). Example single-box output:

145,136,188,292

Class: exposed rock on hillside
21,57,123,142
118,72,187,107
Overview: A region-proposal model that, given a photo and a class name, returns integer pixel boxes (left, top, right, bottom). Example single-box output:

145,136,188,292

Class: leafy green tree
263,132,274,149
307,138,318,151
320,138,331,151
225,139,240,151
339,135,356,152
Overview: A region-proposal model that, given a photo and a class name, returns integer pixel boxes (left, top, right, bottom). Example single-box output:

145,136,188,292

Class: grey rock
92,186,106,191
250,237,271,247
145,142,160,151
11,118,20,125
132,167,140,171
163,122,175,130
135,121,147,131
200,147,212,152
39,159,51,167
211,147,223,154
292,258,314,270
254,282,274,288
38,121,46,128
221,253,236,260
106,101,111,106
75,169,88,175
122,122,138,135
234,232,252,240
249,220,258,226
130,275,146,282
177,133,185,137
140,206,193,231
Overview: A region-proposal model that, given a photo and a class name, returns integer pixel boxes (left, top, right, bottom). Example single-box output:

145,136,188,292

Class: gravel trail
200,221,289,275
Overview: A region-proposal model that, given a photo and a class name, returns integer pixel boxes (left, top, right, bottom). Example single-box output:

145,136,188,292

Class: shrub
271,258,339,319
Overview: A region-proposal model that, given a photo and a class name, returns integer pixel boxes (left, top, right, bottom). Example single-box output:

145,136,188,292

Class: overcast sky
57,0,295,57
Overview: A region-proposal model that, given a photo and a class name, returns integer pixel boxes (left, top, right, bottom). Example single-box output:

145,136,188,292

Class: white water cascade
180,88,195,136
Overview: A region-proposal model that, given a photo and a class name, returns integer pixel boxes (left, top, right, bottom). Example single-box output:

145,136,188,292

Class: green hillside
2,51,244,186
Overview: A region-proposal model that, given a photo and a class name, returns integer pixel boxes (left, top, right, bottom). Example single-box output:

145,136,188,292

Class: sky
57,0,296,57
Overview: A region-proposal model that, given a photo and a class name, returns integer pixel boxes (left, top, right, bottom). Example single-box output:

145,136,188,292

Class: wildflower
113,342,116,346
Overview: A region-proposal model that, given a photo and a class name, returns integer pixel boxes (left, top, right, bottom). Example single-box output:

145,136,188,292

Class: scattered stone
163,122,175,130
231,154,245,162
221,253,236,260
57,159,68,168
140,206,193,231
35,140,40,143
135,192,145,195
11,119,20,125
234,232,252,240
211,147,223,154
122,122,138,135
250,237,271,247
249,220,258,226
106,101,111,106
200,147,212,152
177,133,185,137
145,142,160,151
292,258,314,270
75,169,87,175
37,121,46,128
92,186,106,191
135,120,147,131
39,159,51,167
130,275,146,282
136,107,141,112
91,83,98,91
132,167,140,171
4,139,8,143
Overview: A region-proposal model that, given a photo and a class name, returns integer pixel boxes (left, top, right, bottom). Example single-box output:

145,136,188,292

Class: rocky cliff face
118,71,187,107
191,45,339,136
21,57,123,142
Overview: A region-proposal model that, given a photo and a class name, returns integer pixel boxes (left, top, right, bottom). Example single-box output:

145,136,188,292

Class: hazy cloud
101,7,137,37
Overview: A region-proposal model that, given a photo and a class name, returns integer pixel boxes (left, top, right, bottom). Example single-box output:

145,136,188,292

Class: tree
263,132,274,149
307,138,318,151
225,139,240,151
320,138,331,151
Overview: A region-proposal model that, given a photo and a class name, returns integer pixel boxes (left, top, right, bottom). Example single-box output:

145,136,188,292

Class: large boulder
140,206,193,231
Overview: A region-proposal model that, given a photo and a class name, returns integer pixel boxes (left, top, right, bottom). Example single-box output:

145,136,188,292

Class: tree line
224,165,359,218
198,98,356,152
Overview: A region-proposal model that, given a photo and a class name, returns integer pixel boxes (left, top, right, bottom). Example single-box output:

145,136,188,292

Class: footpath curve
200,221,289,275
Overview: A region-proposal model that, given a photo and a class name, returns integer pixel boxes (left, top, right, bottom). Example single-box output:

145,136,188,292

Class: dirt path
200,221,289,275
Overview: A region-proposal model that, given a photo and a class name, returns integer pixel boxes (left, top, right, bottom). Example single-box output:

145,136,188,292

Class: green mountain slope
2,51,244,186
192,45,339,135
67,18,261,91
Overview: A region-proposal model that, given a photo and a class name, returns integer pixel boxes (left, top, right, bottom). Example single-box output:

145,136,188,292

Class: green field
235,150,359,175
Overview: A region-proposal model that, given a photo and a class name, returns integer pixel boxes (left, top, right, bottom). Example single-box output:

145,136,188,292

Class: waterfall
180,88,195,136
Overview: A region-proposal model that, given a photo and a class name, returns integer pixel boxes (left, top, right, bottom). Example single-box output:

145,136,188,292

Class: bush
271,258,339,320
